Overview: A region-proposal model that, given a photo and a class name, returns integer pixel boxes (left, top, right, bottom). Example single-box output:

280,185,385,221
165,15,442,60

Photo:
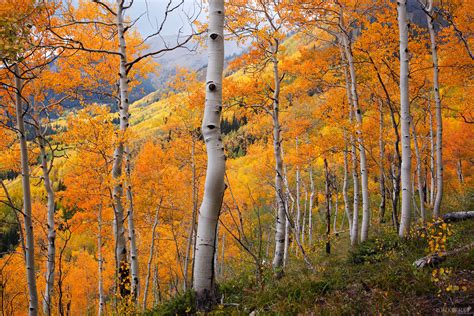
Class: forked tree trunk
398,0,412,237
192,0,225,309
15,65,38,316
340,45,359,246
112,0,131,298
425,0,443,218
341,31,370,242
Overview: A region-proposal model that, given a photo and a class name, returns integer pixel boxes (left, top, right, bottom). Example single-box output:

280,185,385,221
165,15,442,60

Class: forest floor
151,219,474,315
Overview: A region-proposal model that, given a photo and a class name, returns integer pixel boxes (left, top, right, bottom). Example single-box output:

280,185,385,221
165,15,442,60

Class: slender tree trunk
425,0,443,218
98,204,105,316
142,206,159,311
398,0,412,237
193,1,225,309
342,137,352,234
324,159,331,254
456,159,464,184
126,152,139,303
15,65,38,316
113,0,131,298
341,31,370,242
340,44,359,246
308,167,315,246
391,161,400,229
301,189,307,243
37,132,56,316
184,138,198,290
428,103,436,206
270,43,286,273
412,121,426,222
379,101,386,223
295,138,301,242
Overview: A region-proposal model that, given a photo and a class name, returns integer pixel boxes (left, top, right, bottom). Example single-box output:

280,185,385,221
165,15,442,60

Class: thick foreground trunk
193,0,225,310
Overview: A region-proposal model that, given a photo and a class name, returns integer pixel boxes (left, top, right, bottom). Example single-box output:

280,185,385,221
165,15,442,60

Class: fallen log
442,211,474,222
413,242,474,269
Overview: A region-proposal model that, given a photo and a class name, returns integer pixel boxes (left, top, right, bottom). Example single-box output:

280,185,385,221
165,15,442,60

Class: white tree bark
192,0,225,309
112,0,130,297
295,138,301,242
342,136,352,235
14,65,38,316
38,134,55,316
398,0,412,237
308,166,315,245
340,31,370,242
301,188,307,243
425,0,443,218
412,121,426,222
428,103,435,206
125,151,139,302
98,204,105,316
270,41,286,272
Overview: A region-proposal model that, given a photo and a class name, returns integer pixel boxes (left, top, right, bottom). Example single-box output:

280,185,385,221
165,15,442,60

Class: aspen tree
192,0,225,310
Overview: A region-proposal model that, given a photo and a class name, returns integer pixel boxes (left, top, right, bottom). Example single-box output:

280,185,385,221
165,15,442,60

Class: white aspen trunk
98,204,105,316
428,103,435,206
142,206,159,311
425,0,443,218
126,151,139,303
398,0,412,237
342,137,353,234
38,133,55,316
193,1,225,309
113,0,130,297
15,65,38,316
379,101,386,224
341,32,370,242
295,138,301,242
271,45,286,272
412,121,426,222
184,138,198,291
340,47,360,246
308,167,315,246
456,159,464,184
301,189,307,243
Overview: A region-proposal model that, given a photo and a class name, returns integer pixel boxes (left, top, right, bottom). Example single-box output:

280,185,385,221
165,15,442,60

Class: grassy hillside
152,220,474,314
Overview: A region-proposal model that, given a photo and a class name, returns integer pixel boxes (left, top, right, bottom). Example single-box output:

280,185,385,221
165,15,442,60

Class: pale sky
124,0,202,37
